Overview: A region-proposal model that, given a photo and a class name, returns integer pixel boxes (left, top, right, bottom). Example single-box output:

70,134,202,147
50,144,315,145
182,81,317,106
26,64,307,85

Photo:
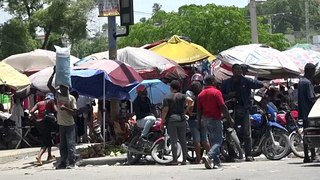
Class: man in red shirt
197,75,233,169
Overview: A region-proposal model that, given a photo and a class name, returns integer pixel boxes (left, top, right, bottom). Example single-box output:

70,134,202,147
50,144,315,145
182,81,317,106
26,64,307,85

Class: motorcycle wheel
126,135,142,165
262,130,290,160
185,131,204,162
221,128,243,160
186,141,204,163
289,132,304,158
151,139,181,164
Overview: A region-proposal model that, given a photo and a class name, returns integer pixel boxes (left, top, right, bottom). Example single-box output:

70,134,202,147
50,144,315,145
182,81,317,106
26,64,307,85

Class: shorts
188,118,208,143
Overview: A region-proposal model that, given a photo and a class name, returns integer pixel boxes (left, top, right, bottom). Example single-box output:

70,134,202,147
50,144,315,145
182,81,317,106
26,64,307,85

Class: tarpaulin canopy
218,44,300,79
3,49,79,75
282,47,320,74
0,61,31,91
77,47,187,80
149,35,215,64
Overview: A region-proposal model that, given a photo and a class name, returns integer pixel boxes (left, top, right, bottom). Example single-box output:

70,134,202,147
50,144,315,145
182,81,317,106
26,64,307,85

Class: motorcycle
125,118,181,165
275,109,305,158
248,96,291,160
186,98,243,162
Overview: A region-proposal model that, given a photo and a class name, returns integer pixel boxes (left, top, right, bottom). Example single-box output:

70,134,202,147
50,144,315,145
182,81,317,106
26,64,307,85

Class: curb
77,155,127,166
0,147,59,164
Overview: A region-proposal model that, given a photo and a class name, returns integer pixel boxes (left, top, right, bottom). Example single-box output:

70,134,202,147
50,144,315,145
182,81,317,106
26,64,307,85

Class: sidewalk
0,144,127,166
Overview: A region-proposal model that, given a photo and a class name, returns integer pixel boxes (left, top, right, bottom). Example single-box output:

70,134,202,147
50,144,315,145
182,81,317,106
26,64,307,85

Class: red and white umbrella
79,47,187,80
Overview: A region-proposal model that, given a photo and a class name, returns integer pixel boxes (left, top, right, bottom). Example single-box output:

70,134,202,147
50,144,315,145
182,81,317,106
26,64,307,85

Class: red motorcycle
125,118,181,165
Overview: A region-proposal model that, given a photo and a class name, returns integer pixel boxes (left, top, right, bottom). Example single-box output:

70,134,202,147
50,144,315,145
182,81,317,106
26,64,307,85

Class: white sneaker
213,164,221,169
202,155,213,169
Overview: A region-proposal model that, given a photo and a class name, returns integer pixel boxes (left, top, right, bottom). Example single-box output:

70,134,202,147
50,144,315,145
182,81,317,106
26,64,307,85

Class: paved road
0,154,319,180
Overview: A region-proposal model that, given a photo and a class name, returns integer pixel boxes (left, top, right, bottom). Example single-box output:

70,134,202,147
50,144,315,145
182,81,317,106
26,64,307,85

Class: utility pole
108,16,119,126
108,16,117,61
250,0,259,43
305,0,310,43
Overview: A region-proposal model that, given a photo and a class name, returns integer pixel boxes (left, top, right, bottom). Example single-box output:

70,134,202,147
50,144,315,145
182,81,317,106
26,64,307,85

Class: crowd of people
132,63,319,169
0,62,319,170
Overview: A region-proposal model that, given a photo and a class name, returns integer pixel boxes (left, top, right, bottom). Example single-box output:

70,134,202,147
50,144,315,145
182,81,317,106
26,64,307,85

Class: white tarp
282,47,320,74
218,44,300,79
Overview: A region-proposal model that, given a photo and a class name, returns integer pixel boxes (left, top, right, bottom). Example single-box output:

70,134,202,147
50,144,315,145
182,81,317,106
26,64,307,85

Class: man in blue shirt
221,64,265,162
298,63,318,163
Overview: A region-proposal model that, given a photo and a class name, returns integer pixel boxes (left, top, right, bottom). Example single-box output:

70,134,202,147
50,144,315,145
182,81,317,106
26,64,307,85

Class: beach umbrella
77,47,187,80
218,44,300,79
149,35,215,64
3,49,79,75
72,59,143,99
282,47,320,74
72,59,143,146
129,79,170,105
0,61,31,91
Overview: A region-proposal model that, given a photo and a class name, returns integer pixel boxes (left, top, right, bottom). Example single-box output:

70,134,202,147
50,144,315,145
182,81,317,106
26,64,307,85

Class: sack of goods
54,45,71,88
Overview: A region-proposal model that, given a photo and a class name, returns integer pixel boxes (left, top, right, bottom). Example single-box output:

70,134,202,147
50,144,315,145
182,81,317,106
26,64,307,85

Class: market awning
149,35,215,64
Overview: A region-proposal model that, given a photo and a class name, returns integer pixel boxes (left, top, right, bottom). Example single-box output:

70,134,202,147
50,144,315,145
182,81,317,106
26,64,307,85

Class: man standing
298,63,318,163
198,75,234,169
221,64,265,162
48,66,77,169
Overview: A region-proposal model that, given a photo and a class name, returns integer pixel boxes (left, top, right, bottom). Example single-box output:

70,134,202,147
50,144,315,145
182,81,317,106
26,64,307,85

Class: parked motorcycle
248,97,291,160
126,118,181,165
275,109,305,158
186,98,243,162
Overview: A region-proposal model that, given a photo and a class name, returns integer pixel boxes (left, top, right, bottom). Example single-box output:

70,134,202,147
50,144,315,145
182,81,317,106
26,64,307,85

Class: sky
0,0,249,35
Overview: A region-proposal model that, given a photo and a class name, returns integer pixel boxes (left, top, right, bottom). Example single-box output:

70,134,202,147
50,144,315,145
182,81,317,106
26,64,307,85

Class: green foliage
0,18,39,60
256,0,320,36
0,0,95,58
72,35,108,59
118,4,288,54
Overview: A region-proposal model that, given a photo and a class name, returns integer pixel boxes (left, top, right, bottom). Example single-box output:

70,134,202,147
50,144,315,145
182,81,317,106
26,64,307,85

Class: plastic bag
54,45,71,88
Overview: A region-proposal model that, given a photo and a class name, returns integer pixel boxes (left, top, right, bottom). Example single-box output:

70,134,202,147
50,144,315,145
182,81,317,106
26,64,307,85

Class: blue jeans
203,118,223,165
59,124,76,165
188,118,208,143
136,115,156,137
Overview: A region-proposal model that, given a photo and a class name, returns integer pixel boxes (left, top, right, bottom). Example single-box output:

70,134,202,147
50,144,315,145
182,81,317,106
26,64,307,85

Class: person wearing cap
298,63,319,163
133,84,156,143
30,93,57,165
48,66,77,169
221,64,266,162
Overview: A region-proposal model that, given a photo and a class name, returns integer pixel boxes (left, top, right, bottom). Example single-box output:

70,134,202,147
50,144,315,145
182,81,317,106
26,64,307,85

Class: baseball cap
45,93,54,100
136,85,146,93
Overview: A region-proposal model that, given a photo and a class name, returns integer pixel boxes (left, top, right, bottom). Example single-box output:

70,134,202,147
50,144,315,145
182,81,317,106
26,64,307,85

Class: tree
255,0,320,40
152,3,162,14
118,4,289,54
72,35,108,59
0,18,39,60
0,0,96,58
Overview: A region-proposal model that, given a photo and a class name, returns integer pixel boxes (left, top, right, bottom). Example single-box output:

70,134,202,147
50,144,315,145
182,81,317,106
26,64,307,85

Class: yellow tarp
150,35,216,64
0,61,31,91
